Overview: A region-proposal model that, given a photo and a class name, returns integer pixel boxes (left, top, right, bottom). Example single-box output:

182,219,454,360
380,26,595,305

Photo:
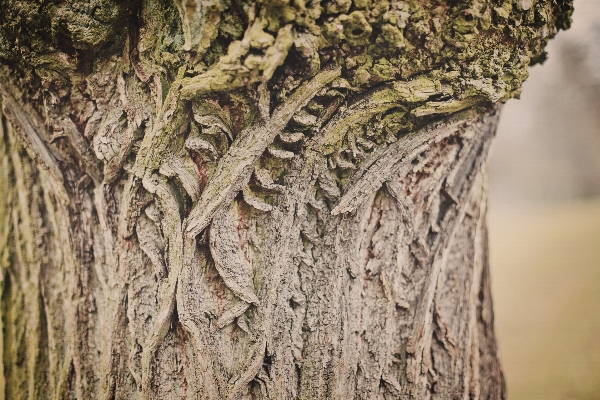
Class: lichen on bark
0,0,573,398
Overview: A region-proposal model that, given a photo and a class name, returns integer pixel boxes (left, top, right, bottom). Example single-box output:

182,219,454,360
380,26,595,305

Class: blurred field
489,200,600,400
487,1,600,398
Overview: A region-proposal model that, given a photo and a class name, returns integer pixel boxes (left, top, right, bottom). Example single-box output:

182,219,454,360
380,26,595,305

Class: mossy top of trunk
1,0,572,106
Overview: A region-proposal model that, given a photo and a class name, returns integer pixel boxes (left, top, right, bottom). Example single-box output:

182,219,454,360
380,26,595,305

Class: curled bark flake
118,176,145,239
236,314,250,334
291,109,318,129
174,0,225,54
300,219,322,245
102,73,153,183
193,100,234,141
159,156,203,201
317,102,397,155
317,170,341,200
411,97,479,117
254,167,285,192
215,299,251,330
103,123,136,184
333,153,356,170
294,32,320,74
313,74,456,156
92,106,126,164
209,201,260,305
279,131,305,143
185,136,219,158
227,337,267,400
242,186,273,212
119,69,189,240
356,135,375,150
315,157,342,201
185,65,341,238
331,116,471,215
267,146,295,159
381,373,403,396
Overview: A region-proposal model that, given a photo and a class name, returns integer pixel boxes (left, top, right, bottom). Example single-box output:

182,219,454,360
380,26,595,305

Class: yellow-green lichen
324,11,373,46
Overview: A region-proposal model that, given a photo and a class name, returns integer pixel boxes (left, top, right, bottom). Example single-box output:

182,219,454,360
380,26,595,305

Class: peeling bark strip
0,0,571,398
185,65,341,238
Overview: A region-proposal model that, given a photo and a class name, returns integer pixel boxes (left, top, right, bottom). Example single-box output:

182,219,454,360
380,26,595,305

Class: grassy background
489,201,600,400
488,2,600,397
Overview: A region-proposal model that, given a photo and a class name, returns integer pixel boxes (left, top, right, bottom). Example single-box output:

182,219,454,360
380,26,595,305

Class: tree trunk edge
1,100,508,398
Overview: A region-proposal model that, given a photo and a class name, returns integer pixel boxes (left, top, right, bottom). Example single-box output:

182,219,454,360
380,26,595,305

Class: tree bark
0,0,571,398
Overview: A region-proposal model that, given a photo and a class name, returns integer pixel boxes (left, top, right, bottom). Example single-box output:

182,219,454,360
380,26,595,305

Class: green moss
1,0,574,109
326,0,351,14
354,0,371,10
372,58,397,82
342,12,373,46
0,0,575,192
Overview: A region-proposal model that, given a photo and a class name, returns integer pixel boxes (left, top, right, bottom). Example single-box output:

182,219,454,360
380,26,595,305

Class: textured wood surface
0,0,572,397
0,103,505,398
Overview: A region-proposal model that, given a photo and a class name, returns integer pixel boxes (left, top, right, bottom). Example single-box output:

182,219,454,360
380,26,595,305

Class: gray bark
0,93,503,399
0,0,571,398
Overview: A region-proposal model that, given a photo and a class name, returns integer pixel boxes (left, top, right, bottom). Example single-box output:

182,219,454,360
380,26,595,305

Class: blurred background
488,0,600,398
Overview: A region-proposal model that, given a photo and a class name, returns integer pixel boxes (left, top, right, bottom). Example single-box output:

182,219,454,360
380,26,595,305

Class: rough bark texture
0,0,571,398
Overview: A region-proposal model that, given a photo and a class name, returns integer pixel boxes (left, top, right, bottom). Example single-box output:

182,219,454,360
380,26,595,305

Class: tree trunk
0,0,571,398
